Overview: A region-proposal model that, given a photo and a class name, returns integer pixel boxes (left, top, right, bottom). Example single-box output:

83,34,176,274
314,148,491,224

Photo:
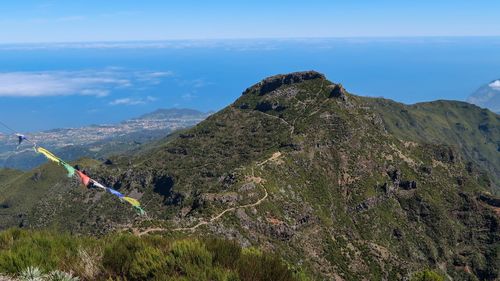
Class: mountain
0,108,210,170
138,108,214,120
467,79,500,113
0,71,500,280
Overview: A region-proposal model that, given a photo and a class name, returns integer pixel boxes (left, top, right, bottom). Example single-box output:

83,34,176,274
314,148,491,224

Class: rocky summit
1,71,500,280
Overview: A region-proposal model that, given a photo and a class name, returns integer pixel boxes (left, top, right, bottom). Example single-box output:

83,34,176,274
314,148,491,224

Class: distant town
0,109,210,169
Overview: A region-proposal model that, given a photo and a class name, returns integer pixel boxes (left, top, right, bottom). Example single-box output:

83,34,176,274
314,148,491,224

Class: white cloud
135,71,175,85
0,39,283,51
109,96,156,106
148,71,174,78
489,80,500,90
181,92,197,101
0,71,128,97
191,78,213,88
0,69,172,98
109,98,142,105
80,89,110,97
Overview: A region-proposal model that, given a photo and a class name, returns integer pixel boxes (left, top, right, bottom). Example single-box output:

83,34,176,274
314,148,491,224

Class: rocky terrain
0,71,499,280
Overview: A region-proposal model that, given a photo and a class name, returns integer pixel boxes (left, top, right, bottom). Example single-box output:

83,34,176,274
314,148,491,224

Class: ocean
0,37,499,131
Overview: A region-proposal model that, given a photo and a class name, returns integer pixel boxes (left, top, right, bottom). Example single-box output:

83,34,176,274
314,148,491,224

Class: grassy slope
366,98,500,191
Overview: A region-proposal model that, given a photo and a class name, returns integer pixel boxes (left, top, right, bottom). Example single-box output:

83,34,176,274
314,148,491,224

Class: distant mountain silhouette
467,79,500,113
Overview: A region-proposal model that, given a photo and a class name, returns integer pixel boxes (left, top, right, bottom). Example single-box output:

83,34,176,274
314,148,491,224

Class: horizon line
1,35,500,46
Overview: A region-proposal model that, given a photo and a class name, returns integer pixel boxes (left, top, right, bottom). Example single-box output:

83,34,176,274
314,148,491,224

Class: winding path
136,183,268,236
133,151,281,236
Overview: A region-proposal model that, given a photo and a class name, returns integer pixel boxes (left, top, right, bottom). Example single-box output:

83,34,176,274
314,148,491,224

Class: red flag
76,170,91,187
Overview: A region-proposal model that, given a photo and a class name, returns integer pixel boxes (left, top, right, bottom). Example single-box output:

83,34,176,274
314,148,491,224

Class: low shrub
0,229,308,281
411,269,444,281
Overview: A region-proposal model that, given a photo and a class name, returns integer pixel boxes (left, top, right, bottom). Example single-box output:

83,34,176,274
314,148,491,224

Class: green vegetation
411,269,444,281
18,267,80,281
0,71,499,280
366,98,500,190
0,228,307,281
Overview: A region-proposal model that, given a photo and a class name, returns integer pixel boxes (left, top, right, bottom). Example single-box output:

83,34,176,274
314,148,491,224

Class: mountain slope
1,71,499,280
367,98,500,191
468,79,500,113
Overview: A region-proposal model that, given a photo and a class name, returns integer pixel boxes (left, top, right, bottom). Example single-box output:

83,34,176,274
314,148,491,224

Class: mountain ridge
0,71,499,280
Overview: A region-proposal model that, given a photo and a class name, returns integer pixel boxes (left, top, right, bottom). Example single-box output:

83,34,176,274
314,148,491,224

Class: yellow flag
122,197,141,207
36,147,61,163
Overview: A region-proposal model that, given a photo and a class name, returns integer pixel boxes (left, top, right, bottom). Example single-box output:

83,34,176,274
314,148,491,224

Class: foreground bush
0,229,308,281
411,269,444,281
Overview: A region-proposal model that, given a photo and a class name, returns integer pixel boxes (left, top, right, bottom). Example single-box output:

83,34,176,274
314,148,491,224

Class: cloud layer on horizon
109,96,157,106
0,69,173,98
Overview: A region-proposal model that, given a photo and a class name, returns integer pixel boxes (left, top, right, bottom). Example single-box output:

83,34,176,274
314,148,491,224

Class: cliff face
1,71,499,280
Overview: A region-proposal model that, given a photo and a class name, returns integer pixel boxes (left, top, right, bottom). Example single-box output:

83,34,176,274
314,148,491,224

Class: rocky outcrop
479,193,500,207
352,196,385,212
255,101,287,112
399,180,417,190
328,84,347,100
243,71,325,96
429,144,457,163
166,147,188,155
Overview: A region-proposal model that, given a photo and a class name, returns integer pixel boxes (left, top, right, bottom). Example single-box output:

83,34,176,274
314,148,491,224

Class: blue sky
0,1,500,132
0,0,499,43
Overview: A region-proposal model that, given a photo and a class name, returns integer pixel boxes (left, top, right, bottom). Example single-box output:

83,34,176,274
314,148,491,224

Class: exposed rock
166,147,188,155
255,101,287,112
382,182,393,194
478,123,491,133
17,213,28,228
279,142,303,151
328,84,347,100
296,214,313,227
179,133,195,139
399,180,417,190
431,145,457,163
466,161,478,174
352,196,385,212
479,193,500,207
387,167,401,182
420,165,432,174
392,228,403,240
221,173,237,189
180,206,192,217
243,71,325,96
152,175,178,204
239,182,256,192
263,220,294,241
31,170,42,182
